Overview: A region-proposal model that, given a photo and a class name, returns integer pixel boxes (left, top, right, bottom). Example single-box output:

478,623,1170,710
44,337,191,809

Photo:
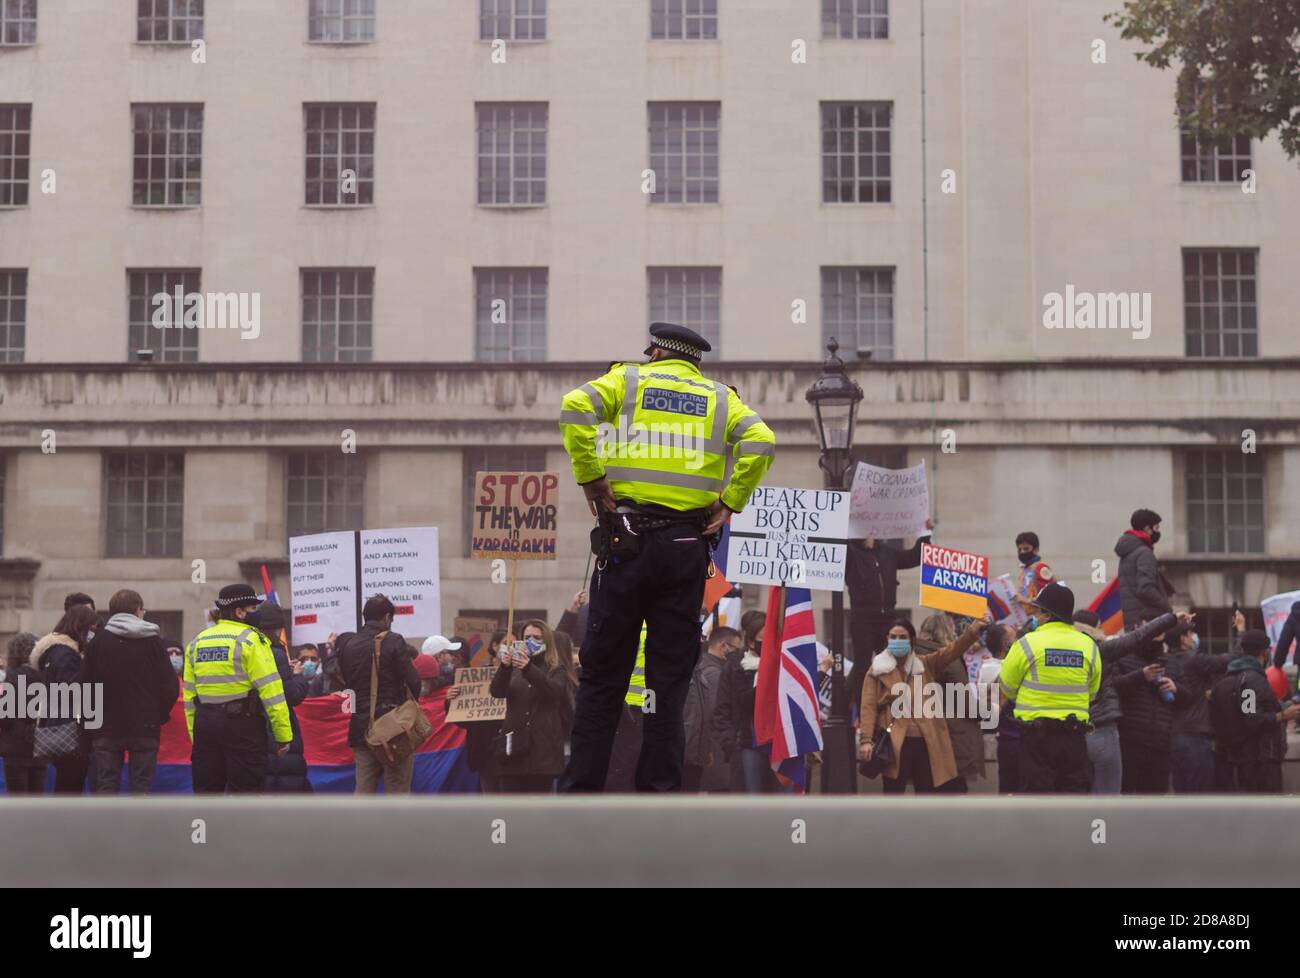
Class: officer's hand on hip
582,477,618,516
276,741,291,756
703,499,733,536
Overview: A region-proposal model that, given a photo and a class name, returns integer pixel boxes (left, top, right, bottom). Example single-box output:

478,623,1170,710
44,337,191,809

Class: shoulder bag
363,631,433,764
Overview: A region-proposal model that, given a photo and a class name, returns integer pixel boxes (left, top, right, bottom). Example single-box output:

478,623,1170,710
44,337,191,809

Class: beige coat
860,628,979,787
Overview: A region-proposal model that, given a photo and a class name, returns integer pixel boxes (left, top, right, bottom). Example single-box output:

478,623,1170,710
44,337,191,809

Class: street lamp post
805,338,864,794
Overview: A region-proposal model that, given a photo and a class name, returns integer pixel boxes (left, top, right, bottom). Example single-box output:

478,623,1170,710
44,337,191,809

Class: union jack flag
754,585,824,791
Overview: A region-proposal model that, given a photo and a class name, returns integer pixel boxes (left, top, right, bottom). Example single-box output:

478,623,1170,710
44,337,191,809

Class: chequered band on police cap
215,593,262,608
653,336,703,358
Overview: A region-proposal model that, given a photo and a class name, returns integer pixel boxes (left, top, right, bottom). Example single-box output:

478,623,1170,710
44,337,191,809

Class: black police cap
645,322,711,360
215,583,263,610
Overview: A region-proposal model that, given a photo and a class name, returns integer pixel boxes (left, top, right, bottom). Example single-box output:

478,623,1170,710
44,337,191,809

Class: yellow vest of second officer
183,619,293,743
998,620,1100,723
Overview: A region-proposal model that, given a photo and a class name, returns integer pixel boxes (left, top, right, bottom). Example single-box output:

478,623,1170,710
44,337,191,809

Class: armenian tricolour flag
1088,579,1124,636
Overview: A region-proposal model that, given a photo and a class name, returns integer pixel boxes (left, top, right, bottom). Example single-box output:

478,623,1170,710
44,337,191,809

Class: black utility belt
1023,715,1092,733
197,694,258,717
591,508,706,561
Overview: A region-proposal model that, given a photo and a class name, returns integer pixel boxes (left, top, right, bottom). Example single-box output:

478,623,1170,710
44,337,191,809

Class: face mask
170,654,183,674
525,637,545,656
1149,530,1161,544
303,660,319,678
1018,552,1038,565
886,638,911,656
439,661,456,681
86,630,96,644
1189,634,1200,652
1026,616,1040,632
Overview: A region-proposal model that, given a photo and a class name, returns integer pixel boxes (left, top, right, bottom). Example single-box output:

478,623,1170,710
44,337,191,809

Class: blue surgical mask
1189,633,1200,652
886,638,911,656
1026,616,1040,632
303,660,319,678
169,654,183,674
525,636,545,656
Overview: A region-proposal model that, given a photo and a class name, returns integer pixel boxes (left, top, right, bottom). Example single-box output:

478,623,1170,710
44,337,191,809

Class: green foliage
1106,0,1300,160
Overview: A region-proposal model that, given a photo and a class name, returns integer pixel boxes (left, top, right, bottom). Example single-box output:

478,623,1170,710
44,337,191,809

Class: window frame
103,451,185,559
1184,448,1266,556
821,265,896,361
650,0,718,41
127,268,201,363
307,0,376,44
0,103,31,207
0,0,37,47
0,267,26,363
301,267,376,363
473,267,548,363
1182,247,1259,359
130,103,204,208
647,101,721,205
304,102,376,207
821,0,889,40
478,0,546,41
285,450,367,540
821,100,892,204
475,102,548,207
646,266,722,359
136,0,205,44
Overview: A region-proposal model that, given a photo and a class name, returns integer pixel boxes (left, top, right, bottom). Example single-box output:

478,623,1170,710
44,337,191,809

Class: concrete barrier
2,795,1298,886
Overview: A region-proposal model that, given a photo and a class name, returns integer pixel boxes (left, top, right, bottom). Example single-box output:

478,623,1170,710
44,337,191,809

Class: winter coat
860,627,980,787
81,614,176,741
488,656,574,777
915,636,985,782
1210,658,1285,763
339,624,421,749
1272,602,1300,668
1165,646,1234,736
1113,637,1185,752
264,643,312,792
0,664,42,759
1075,612,1177,728
30,633,84,729
683,651,730,789
711,647,759,760
1114,531,1172,630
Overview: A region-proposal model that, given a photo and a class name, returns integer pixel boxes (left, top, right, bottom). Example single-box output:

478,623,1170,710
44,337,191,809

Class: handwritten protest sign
849,460,930,540
444,666,507,723
919,543,989,618
455,616,501,667
470,471,560,560
987,574,1029,629
727,486,849,591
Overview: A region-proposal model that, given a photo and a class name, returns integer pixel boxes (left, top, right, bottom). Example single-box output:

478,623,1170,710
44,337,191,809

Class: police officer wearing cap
557,322,776,792
183,584,293,793
997,582,1100,792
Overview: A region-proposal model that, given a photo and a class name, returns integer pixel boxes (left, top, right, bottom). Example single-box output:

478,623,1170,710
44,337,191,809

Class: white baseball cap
421,635,463,656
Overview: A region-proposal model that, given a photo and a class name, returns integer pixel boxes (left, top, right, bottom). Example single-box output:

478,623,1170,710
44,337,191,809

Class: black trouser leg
636,532,709,792
1020,724,1090,793
191,711,227,793
604,706,644,792
558,541,650,793
193,710,268,794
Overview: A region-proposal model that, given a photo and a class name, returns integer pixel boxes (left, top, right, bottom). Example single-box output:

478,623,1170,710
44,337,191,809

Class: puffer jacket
1075,612,1178,728
30,633,83,729
1113,635,1186,752
1114,532,1172,630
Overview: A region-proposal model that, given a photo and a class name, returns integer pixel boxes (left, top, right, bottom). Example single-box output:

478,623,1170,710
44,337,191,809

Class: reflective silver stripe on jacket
644,371,714,392
603,465,723,492
560,409,601,426
195,690,250,705
738,440,774,457
621,365,639,420
194,673,248,686
1019,680,1092,695
1019,637,1038,681
729,413,762,443
580,383,606,419
252,672,280,689
261,692,287,707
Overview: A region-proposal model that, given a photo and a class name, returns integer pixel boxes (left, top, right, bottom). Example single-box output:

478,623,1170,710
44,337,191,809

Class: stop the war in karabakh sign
919,542,989,617
471,471,560,560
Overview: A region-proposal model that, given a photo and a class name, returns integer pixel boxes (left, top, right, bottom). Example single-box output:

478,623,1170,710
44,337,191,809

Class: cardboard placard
470,471,560,560
726,486,849,591
848,460,930,540
455,616,502,667
919,543,989,618
444,666,507,724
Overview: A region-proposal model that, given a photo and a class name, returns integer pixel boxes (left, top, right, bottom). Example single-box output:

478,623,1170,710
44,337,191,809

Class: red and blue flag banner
0,679,481,794
1088,578,1124,636
754,584,823,792
259,564,279,606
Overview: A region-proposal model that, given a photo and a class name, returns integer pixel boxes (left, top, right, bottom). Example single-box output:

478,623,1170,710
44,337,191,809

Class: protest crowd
1,504,1297,798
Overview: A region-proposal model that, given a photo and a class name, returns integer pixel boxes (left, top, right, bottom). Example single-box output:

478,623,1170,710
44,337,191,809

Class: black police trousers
1019,720,1091,793
191,705,268,794
558,523,709,792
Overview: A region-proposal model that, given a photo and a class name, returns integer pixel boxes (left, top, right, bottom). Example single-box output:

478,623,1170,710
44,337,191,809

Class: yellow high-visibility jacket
183,619,292,743
560,358,776,512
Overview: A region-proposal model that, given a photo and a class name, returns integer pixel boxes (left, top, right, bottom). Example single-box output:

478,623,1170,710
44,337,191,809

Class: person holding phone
488,620,576,793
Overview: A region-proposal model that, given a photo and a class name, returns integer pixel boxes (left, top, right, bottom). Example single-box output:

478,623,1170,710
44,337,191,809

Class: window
648,102,720,204
308,0,375,42
647,267,721,358
479,0,545,40
822,0,888,39
0,269,25,362
476,103,547,206
462,448,547,555
144,611,185,642
0,454,6,556
305,103,375,205
0,0,36,46
474,267,547,362
1186,450,1265,554
1183,248,1258,358
301,268,374,362
1179,88,1251,183
132,104,203,206
822,101,891,203
0,104,30,206
128,269,200,362
137,0,203,43
286,452,365,539
104,452,184,558
822,266,894,360
651,0,717,40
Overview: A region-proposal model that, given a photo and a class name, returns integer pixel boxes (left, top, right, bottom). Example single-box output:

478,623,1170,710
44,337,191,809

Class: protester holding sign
447,629,508,792
845,518,934,708
489,620,576,793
